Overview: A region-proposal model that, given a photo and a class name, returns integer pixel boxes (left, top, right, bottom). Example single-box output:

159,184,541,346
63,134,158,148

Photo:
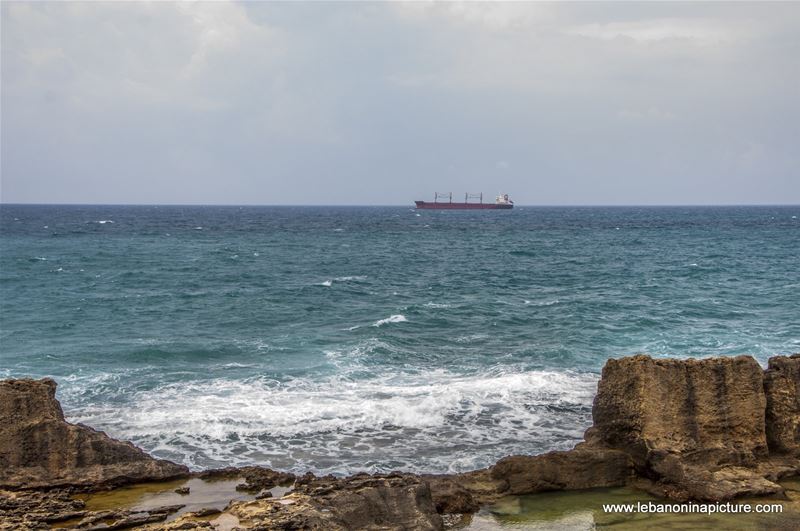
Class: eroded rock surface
490,445,634,495
583,354,798,501
591,355,769,468
0,378,188,489
227,473,443,530
765,354,800,456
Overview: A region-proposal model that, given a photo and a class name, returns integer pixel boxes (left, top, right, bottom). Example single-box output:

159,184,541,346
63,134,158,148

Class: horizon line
1,202,799,208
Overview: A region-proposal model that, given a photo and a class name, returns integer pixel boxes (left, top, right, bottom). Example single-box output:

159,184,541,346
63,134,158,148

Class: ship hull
414,201,513,210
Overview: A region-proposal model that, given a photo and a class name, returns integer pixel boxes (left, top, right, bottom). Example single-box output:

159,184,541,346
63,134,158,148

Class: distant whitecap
373,314,407,326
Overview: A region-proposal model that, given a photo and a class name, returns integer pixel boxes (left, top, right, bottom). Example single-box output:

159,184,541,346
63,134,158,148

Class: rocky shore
2,353,798,530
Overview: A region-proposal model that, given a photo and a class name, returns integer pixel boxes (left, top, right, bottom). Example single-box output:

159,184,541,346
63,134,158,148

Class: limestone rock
0,378,188,489
229,473,443,530
591,354,768,470
765,354,800,456
422,475,481,514
490,445,634,495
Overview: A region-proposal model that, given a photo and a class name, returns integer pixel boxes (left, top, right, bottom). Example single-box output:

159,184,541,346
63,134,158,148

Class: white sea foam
373,314,407,326
95,220,114,224
424,302,451,309
232,338,281,352
64,367,598,474
319,276,365,287
454,334,489,343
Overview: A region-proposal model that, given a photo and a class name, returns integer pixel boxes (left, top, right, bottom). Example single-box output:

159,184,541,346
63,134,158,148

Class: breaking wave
373,314,407,327
62,367,598,474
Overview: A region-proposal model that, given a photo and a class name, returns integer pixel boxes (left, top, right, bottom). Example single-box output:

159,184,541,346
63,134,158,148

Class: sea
1,205,798,475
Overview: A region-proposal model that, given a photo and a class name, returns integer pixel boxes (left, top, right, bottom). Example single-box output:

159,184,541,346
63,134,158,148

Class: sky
1,2,798,206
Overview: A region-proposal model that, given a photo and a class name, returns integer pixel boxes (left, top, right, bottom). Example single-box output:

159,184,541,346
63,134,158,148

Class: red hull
414,201,513,210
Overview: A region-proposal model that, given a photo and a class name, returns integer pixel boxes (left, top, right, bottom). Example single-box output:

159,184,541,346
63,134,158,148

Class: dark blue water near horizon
1,205,798,474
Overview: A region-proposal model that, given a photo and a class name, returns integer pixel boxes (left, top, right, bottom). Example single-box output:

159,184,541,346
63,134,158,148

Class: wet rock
88,511,169,530
765,354,800,456
0,488,86,530
0,378,189,489
423,476,480,514
154,519,214,530
72,505,184,530
174,486,190,495
229,473,443,530
491,445,634,495
200,465,295,492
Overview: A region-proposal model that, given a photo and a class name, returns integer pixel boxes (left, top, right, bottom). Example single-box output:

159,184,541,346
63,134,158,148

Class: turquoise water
1,205,798,474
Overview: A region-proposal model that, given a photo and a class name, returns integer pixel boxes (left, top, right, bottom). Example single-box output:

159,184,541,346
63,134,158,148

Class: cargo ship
415,192,514,210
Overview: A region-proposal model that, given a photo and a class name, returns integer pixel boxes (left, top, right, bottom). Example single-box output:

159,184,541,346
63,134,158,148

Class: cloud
1,2,798,205
566,19,733,45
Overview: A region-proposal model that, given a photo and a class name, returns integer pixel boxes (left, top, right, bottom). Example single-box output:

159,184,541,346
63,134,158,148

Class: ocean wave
318,276,367,287
62,368,598,474
373,314,407,327
454,334,489,343
525,299,560,306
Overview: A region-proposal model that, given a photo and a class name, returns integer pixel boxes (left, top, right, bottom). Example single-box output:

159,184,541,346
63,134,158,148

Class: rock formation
487,354,800,502
489,445,634,496
0,378,188,489
225,473,444,530
1,353,798,529
765,354,800,456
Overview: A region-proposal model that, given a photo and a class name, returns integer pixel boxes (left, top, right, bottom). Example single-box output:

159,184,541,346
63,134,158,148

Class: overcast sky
1,2,798,205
